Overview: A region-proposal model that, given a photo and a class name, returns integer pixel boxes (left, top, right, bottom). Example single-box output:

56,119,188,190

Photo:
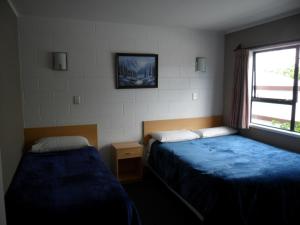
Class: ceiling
11,0,300,32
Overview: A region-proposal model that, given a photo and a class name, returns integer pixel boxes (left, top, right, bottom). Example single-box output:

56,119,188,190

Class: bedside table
112,142,143,182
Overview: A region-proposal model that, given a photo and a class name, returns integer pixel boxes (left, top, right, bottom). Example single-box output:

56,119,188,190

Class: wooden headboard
143,115,223,144
24,124,98,151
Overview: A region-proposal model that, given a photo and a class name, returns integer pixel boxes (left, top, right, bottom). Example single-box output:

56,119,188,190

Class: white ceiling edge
8,0,300,35
7,0,19,17
226,9,300,34
16,14,226,36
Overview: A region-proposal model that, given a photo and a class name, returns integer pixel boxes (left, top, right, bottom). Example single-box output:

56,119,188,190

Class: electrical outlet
192,92,198,100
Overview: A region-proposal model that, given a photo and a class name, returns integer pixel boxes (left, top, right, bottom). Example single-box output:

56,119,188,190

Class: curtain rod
234,38,300,51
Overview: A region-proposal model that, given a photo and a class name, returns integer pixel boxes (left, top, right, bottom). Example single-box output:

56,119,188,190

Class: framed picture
115,53,158,89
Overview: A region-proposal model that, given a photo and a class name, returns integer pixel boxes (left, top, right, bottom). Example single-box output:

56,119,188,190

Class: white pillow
193,126,237,138
31,136,90,153
151,130,200,143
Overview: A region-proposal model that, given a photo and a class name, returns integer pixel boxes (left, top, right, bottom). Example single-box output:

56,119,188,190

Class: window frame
250,44,300,132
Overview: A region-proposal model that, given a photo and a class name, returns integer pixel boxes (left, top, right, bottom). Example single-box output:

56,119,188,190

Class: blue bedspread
148,135,300,225
6,147,141,225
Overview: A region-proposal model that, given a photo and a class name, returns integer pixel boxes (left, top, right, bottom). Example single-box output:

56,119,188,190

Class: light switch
73,96,81,105
192,92,198,100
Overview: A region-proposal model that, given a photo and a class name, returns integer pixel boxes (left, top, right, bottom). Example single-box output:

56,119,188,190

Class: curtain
230,48,249,129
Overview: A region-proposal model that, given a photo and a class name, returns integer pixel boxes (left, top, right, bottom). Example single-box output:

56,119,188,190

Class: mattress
5,147,141,225
148,135,300,224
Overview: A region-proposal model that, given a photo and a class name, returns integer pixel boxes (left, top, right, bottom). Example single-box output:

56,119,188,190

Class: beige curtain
230,48,249,129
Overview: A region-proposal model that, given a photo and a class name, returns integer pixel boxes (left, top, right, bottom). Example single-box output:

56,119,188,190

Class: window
250,45,300,133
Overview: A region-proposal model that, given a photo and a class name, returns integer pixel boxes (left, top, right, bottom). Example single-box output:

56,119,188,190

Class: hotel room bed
5,146,141,225
148,134,300,225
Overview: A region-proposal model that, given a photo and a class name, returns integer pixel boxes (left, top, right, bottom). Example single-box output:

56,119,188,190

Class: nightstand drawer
117,148,142,159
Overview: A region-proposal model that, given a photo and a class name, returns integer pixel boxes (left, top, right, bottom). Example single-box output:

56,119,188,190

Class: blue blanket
6,147,141,225
148,135,300,224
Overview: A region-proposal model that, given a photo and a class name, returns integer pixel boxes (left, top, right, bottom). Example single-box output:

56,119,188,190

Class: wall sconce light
195,57,206,72
52,52,68,71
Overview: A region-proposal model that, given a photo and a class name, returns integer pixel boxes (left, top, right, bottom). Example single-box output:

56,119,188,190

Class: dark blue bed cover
149,135,300,225
5,147,141,225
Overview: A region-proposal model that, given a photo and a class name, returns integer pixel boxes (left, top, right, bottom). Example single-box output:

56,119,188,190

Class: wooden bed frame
143,115,223,222
143,115,223,144
24,124,98,151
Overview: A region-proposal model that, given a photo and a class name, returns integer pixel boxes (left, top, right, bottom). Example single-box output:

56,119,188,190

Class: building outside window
250,45,300,133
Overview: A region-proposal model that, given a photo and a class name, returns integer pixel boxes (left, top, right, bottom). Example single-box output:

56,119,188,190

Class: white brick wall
19,16,224,166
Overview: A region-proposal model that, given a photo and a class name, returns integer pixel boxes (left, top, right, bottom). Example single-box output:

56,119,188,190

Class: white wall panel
19,16,224,167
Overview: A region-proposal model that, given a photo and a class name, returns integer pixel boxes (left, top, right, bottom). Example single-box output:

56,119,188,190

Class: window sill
249,123,300,139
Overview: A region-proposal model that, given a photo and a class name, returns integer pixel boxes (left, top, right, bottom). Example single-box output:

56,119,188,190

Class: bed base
146,163,205,222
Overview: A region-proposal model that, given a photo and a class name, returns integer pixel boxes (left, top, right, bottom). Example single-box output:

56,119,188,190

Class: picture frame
115,53,158,89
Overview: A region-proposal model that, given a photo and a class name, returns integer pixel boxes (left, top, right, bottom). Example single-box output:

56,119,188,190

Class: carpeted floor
122,171,203,225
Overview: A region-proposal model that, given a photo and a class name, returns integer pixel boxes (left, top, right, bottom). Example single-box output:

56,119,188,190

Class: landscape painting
116,53,158,89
